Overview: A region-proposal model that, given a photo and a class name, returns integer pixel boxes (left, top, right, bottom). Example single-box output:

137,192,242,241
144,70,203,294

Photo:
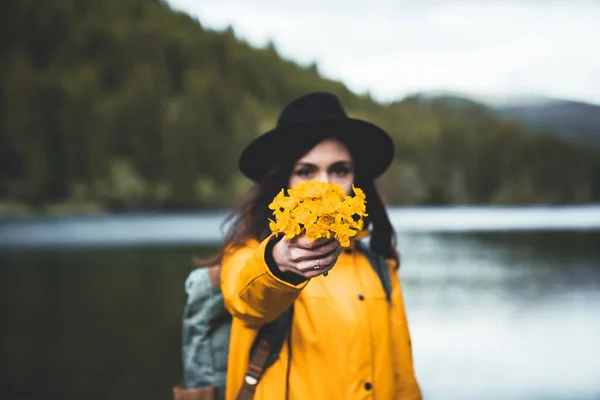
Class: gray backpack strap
358,242,392,303
182,266,231,400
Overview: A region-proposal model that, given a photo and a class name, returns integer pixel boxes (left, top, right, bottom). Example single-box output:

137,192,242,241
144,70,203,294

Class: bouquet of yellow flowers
268,180,367,247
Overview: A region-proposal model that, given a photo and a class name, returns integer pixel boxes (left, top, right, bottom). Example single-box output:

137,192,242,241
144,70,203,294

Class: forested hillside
1,0,599,214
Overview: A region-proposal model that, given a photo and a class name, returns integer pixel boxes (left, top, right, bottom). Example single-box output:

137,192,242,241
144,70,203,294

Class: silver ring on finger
313,259,323,270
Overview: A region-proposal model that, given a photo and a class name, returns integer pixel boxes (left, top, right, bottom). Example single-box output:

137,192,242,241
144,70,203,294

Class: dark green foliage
1,0,599,212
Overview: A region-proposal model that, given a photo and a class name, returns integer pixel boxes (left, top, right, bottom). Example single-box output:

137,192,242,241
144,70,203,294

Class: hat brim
239,117,394,182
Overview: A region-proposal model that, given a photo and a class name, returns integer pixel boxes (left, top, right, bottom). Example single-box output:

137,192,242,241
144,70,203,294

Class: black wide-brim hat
239,92,394,182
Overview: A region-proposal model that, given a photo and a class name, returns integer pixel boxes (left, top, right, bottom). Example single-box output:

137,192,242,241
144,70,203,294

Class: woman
217,92,421,400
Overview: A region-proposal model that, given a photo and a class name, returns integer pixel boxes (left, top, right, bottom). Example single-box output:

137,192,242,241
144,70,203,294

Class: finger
296,257,337,279
289,241,341,263
316,246,343,268
304,238,340,256
294,235,335,250
278,261,326,279
299,269,328,279
289,247,341,278
294,249,341,274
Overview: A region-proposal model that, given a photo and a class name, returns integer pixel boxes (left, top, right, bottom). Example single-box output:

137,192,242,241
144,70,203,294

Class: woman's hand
272,234,343,278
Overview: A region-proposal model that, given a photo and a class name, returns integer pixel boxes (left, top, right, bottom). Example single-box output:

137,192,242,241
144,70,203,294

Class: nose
314,171,330,183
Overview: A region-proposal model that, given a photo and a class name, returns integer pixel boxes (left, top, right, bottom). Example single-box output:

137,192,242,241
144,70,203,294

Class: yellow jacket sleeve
220,235,309,328
388,260,422,400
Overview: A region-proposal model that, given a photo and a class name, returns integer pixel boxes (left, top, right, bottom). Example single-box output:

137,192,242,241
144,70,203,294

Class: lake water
1,206,600,400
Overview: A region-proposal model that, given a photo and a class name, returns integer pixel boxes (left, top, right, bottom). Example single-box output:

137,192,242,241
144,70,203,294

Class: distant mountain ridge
416,91,600,146
495,99,600,146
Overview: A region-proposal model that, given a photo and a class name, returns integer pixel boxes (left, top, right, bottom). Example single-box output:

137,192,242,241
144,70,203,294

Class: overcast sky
167,0,600,105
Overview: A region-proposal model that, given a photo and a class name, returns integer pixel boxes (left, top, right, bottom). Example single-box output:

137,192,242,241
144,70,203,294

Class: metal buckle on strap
244,375,258,386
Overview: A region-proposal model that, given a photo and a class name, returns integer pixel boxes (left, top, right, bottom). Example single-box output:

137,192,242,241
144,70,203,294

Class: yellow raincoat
221,233,422,400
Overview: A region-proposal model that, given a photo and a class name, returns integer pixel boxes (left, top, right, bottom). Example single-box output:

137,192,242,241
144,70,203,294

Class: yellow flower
330,183,348,198
269,218,277,232
349,196,367,216
288,181,318,199
269,189,298,210
336,231,357,247
338,198,356,218
329,221,358,247
352,184,366,202
333,213,351,226
292,202,317,225
268,189,285,210
355,217,364,230
305,223,326,241
310,197,336,215
323,190,343,212
282,220,301,239
268,180,367,247
319,214,335,226
273,208,291,232
330,221,357,237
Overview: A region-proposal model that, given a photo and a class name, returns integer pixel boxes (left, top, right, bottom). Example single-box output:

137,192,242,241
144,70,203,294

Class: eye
331,164,352,177
294,168,313,178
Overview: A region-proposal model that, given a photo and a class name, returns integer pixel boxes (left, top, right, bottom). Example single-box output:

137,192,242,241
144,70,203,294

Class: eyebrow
294,160,353,168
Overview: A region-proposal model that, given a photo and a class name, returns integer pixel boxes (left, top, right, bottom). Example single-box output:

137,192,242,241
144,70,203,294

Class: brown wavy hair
199,132,397,267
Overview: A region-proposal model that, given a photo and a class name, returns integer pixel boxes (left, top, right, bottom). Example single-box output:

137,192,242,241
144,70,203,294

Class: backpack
176,242,391,400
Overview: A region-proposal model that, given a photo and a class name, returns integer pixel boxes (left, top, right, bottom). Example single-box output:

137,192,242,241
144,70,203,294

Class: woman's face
288,138,355,194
